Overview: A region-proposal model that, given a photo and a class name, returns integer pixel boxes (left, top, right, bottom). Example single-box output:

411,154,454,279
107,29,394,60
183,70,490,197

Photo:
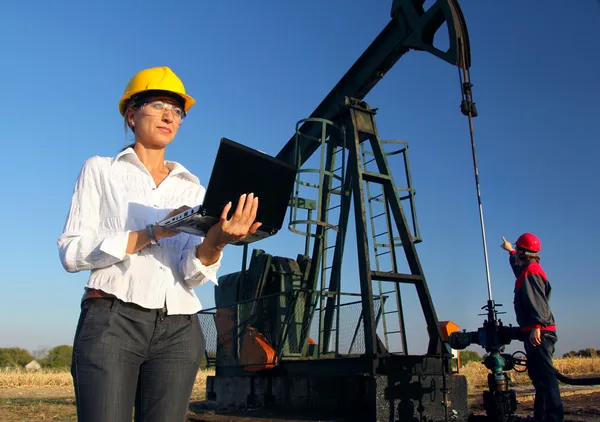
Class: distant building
24,360,41,371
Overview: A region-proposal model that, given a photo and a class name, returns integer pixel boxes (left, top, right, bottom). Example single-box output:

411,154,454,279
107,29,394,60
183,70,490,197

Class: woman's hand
125,206,189,254
154,206,191,240
204,193,262,250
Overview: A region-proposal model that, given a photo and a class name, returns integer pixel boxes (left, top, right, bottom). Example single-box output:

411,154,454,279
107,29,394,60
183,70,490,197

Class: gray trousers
71,297,205,422
524,331,564,422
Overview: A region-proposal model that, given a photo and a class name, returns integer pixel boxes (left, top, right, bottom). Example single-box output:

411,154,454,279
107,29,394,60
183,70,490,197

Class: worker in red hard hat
501,233,564,422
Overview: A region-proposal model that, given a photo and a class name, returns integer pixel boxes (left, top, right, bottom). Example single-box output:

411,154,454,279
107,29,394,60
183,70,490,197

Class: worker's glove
501,236,514,252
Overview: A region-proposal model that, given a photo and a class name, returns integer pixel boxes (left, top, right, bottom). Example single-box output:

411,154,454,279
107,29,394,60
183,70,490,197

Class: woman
57,66,261,422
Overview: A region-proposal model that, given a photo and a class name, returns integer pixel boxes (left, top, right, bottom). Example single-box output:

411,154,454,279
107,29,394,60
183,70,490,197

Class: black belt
84,297,166,314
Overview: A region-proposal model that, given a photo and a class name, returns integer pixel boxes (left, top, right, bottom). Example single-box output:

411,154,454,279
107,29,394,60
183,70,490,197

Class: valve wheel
512,351,528,373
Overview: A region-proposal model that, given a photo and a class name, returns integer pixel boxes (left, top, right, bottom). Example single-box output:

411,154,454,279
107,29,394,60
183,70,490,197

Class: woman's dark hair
121,143,136,152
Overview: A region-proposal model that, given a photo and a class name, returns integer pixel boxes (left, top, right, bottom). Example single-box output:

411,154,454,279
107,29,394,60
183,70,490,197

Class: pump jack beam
202,1,475,421
276,0,470,167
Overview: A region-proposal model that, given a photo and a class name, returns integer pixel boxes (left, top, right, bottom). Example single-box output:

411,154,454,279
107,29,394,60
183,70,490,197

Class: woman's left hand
205,193,261,250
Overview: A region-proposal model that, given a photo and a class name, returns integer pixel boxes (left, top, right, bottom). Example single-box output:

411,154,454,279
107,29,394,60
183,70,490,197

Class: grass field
0,357,598,420
0,368,214,420
0,367,213,398
460,356,600,393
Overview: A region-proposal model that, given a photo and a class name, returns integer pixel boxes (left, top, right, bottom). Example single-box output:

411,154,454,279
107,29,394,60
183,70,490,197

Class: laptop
159,137,297,245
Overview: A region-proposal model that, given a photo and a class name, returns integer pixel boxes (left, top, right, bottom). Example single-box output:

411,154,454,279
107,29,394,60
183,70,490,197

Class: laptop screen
201,138,297,231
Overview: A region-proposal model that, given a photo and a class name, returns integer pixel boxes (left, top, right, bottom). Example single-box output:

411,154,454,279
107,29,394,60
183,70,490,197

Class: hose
555,370,600,386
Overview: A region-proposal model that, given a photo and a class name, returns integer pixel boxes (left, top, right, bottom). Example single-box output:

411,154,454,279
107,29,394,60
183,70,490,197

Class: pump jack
195,1,494,421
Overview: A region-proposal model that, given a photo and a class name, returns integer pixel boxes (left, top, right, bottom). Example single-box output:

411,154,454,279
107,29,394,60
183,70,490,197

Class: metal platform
201,358,468,422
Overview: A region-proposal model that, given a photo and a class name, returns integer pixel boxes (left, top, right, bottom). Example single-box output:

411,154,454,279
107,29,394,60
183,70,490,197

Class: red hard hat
516,233,541,253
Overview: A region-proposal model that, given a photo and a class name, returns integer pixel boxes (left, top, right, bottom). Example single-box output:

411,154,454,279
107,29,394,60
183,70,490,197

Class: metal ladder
288,117,347,357
360,140,420,353
344,98,442,358
316,141,346,356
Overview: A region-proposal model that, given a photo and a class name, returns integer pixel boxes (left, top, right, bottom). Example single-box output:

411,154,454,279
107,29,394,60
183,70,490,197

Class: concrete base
204,373,468,421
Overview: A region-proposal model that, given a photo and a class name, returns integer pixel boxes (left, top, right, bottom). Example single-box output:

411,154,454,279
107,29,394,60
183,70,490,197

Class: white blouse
57,147,221,315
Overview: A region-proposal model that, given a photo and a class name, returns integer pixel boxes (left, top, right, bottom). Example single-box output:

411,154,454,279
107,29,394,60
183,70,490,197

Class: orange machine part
240,326,278,372
438,320,460,341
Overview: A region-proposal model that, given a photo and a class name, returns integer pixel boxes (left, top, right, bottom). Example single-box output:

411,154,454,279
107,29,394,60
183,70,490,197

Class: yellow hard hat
119,66,196,116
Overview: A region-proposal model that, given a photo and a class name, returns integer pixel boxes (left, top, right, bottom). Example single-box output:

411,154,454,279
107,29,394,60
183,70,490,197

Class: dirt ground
522,392,600,421
0,387,207,421
469,390,600,422
0,387,76,421
0,387,599,421
188,391,600,422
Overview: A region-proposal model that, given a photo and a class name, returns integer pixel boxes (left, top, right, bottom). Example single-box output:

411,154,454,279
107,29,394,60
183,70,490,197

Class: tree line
1,346,596,371
0,346,73,369
562,348,600,358
1,345,208,370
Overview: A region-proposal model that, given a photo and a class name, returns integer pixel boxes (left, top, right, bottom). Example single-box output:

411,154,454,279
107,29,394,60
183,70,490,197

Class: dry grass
0,367,214,392
0,368,73,388
460,356,600,394
190,369,214,400
0,368,215,420
2,358,597,393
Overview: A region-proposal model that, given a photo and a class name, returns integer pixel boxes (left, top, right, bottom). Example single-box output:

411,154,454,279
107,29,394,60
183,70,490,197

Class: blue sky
1,1,599,358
